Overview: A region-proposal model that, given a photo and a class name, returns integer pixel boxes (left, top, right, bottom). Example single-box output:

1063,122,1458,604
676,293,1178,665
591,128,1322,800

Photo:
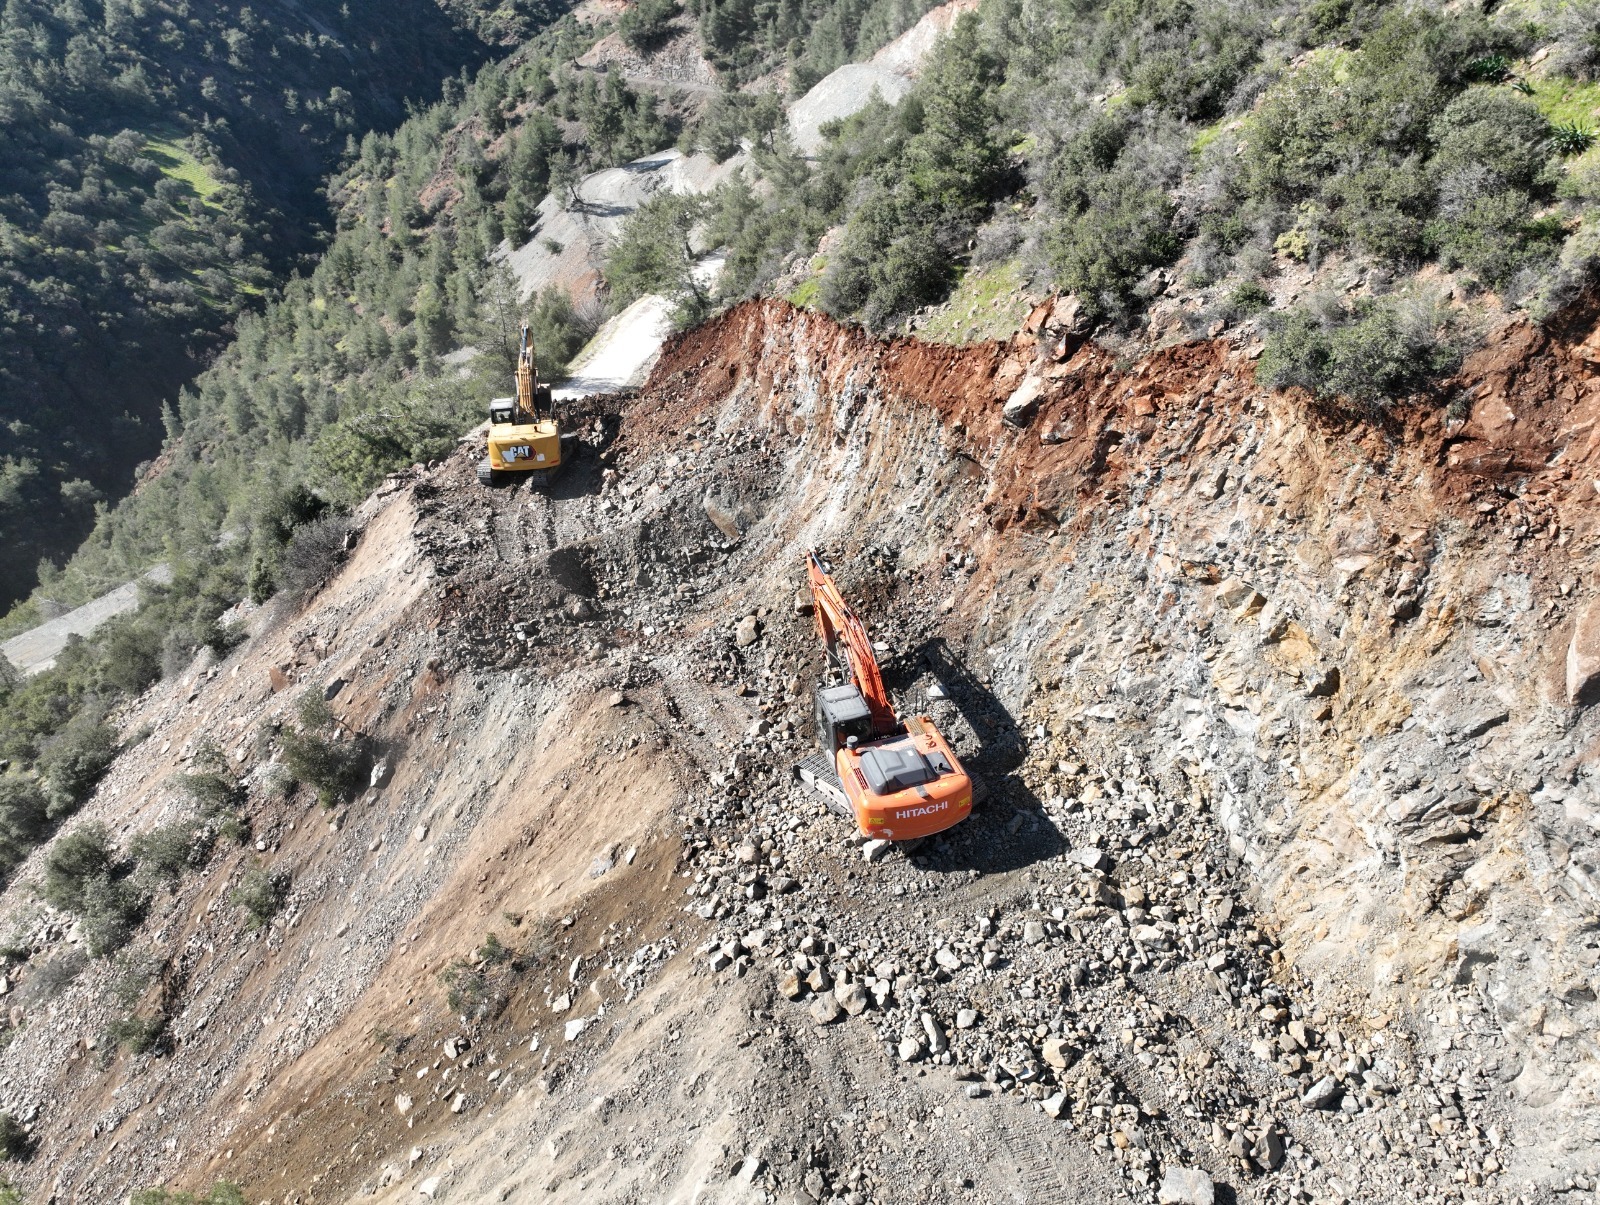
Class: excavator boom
806,551,896,733
516,323,537,421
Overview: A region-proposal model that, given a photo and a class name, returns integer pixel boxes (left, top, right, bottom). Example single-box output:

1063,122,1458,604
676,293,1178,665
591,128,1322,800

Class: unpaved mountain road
1,563,172,676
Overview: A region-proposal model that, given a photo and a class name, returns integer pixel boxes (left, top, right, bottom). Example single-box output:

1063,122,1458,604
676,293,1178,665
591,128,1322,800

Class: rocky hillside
0,290,1596,1205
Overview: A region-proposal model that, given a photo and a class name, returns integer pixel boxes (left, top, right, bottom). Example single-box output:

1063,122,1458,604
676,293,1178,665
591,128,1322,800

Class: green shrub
259,484,328,548
1258,295,1461,409
1238,57,1358,202
130,821,210,885
1429,88,1552,193
528,287,603,381
96,618,165,697
175,769,243,815
618,0,680,54
605,191,714,325
1045,171,1179,322
274,517,350,605
36,718,119,819
440,932,522,1017
108,1011,168,1055
41,824,114,913
296,691,334,732
131,1184,245,1205
0,777,50,879
230,864,288,929
1428,187,1556,286
440,959,490,1017
1228,281,1272,315
42,824,145,957
78,874,144,958
278,727,367,808
0,1112,31,1160
479,932,513,966
1324,157,1434,264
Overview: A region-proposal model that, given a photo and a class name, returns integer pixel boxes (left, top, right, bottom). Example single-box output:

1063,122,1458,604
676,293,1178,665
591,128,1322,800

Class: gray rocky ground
0,296,1597,1205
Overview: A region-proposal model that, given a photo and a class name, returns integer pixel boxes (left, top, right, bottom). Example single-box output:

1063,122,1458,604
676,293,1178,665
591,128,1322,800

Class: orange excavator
799,550,972,842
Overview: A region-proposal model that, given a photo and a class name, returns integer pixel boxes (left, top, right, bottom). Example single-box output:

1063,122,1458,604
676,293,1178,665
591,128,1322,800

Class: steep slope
2,295,1598,1204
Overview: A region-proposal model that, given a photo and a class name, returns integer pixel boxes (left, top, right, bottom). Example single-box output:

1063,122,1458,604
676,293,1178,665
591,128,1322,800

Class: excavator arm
806,550,896,734
515,322,538,421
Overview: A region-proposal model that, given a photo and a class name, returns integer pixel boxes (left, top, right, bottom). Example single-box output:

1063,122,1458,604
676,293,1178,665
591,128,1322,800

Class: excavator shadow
885,637,1065,876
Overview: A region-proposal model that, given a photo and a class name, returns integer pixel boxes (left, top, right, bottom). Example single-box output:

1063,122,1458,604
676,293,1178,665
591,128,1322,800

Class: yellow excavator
478,323,562,486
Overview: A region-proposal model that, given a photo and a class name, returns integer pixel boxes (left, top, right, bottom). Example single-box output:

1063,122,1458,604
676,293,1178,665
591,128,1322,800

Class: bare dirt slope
1,299,1598,1205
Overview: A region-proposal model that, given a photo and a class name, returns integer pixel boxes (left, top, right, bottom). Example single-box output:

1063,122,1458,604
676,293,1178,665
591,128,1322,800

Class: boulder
1568,598,1600,704
1215,578,1263,614
1042,1038,1076,1070
1157,1167,1215,1205
1304,665,1341,698
809,992,842,1025
836,980,869,1016
1252,1128,1284,1170
1002,375,1045,428
1302,1075,1341,1110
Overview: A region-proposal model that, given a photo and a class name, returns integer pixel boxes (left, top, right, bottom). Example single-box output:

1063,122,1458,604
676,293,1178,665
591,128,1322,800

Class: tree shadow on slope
887,636,1064,876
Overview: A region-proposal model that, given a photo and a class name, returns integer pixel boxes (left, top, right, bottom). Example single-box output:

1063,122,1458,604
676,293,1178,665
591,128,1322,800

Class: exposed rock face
1567,597,1600,704
653,295,1600,1178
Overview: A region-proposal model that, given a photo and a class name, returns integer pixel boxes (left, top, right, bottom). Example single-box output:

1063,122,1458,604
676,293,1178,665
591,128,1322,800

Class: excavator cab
815,683,873,752
479,323,562,487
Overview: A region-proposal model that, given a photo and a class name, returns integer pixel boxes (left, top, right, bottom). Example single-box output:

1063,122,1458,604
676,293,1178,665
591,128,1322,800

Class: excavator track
793,751,851,818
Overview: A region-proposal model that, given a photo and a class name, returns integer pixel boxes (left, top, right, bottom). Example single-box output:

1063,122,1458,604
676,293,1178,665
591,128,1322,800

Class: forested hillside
0,0,568,608
676,0,1600,353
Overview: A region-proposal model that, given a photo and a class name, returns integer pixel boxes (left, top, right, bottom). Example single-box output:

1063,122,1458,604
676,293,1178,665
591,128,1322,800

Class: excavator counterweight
801,551,972,842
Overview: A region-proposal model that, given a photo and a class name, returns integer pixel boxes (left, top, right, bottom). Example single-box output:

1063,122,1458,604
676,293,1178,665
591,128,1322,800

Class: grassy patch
784,255,827,310
141,138,225,207
916,259,1029,345
1191,117,1231,156
786,276,820,309
1306,46,1356,84
1526,76,1600,127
